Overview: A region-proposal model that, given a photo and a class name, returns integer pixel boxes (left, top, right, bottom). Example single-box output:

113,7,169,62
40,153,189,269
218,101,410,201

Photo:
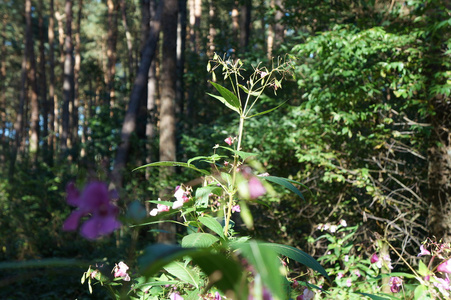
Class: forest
0,0,450,299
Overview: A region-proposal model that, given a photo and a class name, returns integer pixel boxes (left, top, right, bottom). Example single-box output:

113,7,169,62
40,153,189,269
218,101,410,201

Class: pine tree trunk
38,0,49,163
48,0,56,163
239,0,251,53
106,0,118,116
61,0,73,152
73,0,82,156
158,0,178,244
25,0,40,159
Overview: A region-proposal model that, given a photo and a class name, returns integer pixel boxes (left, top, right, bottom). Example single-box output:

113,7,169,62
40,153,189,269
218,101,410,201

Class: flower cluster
113,261,130,281
150,186,191,216
316,219,347,233
62,182,121,240
370,253,393,270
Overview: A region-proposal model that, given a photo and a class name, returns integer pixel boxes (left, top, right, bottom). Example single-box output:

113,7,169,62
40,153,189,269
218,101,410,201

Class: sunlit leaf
133,161,210,176
182,233,219,248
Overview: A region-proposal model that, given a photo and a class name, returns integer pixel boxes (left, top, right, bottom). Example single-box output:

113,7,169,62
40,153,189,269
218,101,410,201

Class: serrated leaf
164,261,200,288
199,216,225,239
133,161,210,175
263,176,305,200
182,233,219,248
261,243,330,280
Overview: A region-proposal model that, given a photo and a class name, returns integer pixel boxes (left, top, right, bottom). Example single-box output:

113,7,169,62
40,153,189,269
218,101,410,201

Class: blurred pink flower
248,177,266,199
337,272,344,279
170,292,184,300
297,288,314,300
232,205,241,213
438,259,451,274
63,182,121,240
224,137,233,146
434,275,451,297
113,261,130,281
150,198,170,216
370,253,379,264
346,278,352,287
354,270,361,277
418,244,431,257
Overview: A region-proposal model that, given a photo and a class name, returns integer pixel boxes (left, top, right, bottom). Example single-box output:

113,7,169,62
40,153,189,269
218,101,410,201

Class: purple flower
389,276,402,293
418,244,431,257
438,259,451,274
63,182,121,240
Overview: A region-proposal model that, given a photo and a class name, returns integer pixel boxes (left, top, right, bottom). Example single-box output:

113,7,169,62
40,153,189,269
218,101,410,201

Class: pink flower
248,177,266,199
232,205,241,213
346,278,352,287
370,253,379,264
169,292,184,300
354,270,361,277
260,71,268,78
150,198,170,216
214,292,222,300
63,182,121,240
113,261,130,281
438,259,451,274
337,272,344,279
418,244,431,257
389,276,402,293
224,137,233,146
339,219,347,227
434,275,451,297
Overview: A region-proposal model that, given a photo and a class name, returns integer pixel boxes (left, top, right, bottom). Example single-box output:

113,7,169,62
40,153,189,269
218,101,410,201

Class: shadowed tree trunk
158,0,178,244
48,0,56,163
120,0,134,87
61,0,73,152
72,0,82,156
0,16,6,146
38,0,49,162
239,0,252,53
106,0,119,116
25,0,40,160
112,0,163,191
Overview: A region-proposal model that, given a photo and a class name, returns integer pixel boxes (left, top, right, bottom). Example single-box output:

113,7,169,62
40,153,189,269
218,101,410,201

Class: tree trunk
120,0,134,87
111,0,163,190
38,0,49,163
0,16,6,146
207,0,216,57
73,0,82,156
239,0,252,53
106,0,118,116
25,0,40,158
61,0,73,152
48,0,56,164
158,0,178,244
188,0,201,52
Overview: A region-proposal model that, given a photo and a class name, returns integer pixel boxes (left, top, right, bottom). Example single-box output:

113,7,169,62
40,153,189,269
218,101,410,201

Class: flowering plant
63,55,330,299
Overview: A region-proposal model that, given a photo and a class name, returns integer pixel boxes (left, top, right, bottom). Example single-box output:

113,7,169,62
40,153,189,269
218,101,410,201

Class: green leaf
233,241,284,300
195,186,222,208
414,284,428,300
164,261,200,288
182,233,219,248
199,216,225,239
247,101,288,118
355,293,390,300
138,245,246,298
219,146,258,160
263,176,305,200
133,161,210,176
208,81,241,113
261,243,330,280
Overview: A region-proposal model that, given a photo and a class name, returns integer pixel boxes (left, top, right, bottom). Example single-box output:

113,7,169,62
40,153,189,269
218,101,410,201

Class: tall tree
106,0,119,115
38,0,49,161
239,0,252,52
61,0,74,152
158,0,178,244
72,0,82,154
48,0,56,163
25,0,40,158
120,0,134,87
112,0,164,190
